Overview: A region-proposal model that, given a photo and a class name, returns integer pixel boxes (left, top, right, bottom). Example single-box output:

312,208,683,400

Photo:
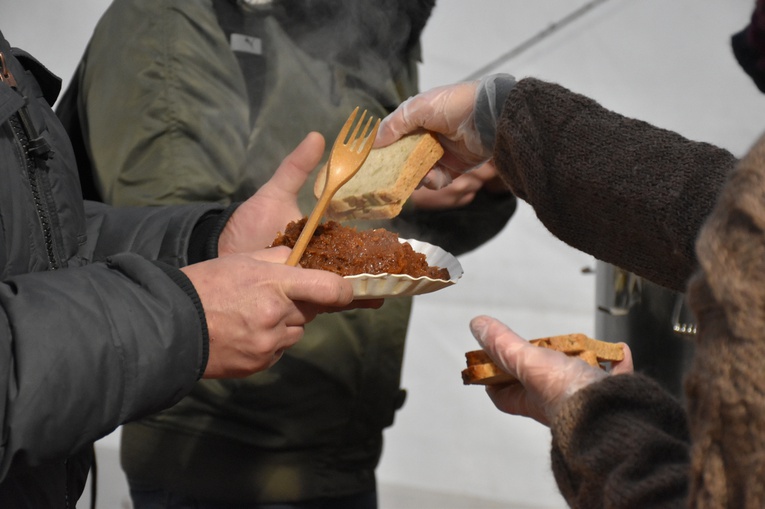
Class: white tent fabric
5,1,765,507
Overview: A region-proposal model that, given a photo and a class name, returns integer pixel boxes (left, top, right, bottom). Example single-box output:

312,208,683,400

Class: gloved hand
408,162,507,210
375,74,516,189
469,315,633,426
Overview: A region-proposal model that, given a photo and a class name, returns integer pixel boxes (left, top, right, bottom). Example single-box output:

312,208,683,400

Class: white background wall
4,1,765,508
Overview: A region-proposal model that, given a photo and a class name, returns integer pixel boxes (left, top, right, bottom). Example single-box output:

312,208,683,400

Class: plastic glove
375,74,516,189
469,315,633,426
408,162,506,210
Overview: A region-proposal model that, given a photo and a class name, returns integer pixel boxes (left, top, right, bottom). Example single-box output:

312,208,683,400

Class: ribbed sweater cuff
187,203,241,264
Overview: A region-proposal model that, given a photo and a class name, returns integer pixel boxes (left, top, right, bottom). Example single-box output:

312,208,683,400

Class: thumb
610,343,634,375
265,131,326,195
469,315,527,376
374,92,428,148
375,112,409,148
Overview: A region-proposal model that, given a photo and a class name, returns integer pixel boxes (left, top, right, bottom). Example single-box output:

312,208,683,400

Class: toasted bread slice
461,362,518,386
462,334,624,386
465,349,493,366
314,130,444,220
575,350,600,367
530,333,589,354
581,337,625,362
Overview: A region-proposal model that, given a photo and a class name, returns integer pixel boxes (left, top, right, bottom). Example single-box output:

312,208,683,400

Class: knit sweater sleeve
492,78,737,291
551,374,690,508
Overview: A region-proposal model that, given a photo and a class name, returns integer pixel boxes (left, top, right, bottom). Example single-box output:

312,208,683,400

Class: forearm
493,78,737,291
0,255,205,478
551,374,690,508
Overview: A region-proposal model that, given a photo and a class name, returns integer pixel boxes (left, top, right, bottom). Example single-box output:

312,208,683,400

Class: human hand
375,74,515,189
408,162,508,210
182,246,382,378
469,315,633,426
218,132,325,256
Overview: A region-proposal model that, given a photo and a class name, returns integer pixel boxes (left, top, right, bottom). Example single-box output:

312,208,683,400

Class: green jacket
57,0,515,502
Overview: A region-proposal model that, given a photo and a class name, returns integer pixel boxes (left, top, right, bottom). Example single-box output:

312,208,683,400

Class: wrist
203,203,240,259
474,74,516,153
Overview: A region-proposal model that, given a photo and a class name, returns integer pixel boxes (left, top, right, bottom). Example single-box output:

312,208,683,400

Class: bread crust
314,130,444,220
461,362,518,386
462,334,624,386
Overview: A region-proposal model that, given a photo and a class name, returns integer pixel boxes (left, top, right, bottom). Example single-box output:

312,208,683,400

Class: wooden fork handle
285,192,332,267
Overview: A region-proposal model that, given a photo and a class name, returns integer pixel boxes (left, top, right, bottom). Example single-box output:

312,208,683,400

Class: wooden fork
286,107,381,266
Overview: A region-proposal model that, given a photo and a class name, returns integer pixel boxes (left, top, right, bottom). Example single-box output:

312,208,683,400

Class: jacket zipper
2,51,60,270
3,53,71,509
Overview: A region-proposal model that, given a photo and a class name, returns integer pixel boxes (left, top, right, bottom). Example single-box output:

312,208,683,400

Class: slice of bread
530,333,624,362
461,362,518,386
314,130,444,220
462,334,624,386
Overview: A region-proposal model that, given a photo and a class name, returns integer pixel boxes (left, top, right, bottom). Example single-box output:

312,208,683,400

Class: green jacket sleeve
75,0,252,206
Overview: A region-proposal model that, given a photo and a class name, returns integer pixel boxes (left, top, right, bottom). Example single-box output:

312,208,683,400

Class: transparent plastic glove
408,162,504,210
469,315,633,426
375,74,515,189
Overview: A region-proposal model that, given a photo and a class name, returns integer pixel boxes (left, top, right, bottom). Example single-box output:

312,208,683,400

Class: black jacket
0,30,224,507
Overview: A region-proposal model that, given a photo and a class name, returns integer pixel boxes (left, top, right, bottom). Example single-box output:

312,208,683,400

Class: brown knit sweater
495,78,735,292
685,132,765,508
492,77,753,508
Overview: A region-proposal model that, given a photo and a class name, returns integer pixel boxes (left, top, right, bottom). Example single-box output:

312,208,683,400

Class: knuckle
258,296,288,329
